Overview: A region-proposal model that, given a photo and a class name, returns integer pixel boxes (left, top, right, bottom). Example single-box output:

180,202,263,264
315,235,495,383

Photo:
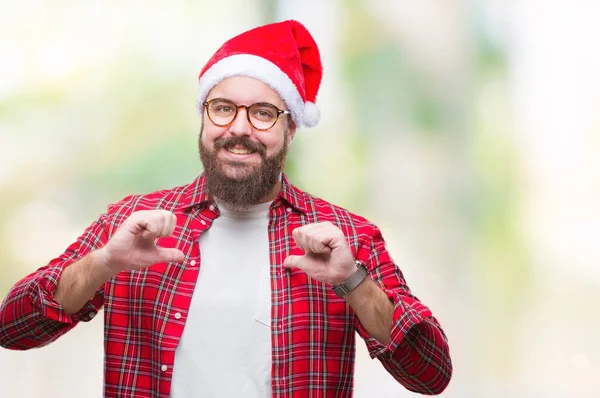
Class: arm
340,267,452,395
0,209,184,350
352,224,452,395
0,216,111,350
55,209,185,314
54,250,116,315
343,276,393,345
284,222,452,395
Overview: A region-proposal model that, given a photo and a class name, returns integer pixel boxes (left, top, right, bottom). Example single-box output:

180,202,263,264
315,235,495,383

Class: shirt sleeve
353,224,453,395
0,213,110,350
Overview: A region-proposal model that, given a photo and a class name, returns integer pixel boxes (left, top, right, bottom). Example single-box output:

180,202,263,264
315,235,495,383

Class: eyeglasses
203,98,291,131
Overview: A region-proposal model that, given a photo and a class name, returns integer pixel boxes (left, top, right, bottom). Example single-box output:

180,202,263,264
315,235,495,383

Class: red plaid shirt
0,174,451,397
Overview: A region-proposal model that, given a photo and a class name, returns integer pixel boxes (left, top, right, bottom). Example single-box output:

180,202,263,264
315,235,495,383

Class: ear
286,120,297,144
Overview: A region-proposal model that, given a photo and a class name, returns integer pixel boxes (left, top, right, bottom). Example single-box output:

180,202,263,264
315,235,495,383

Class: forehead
207,76,286,107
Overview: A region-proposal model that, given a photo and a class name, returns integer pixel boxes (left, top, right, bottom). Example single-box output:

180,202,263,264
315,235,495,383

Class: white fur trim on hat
197,54,307,127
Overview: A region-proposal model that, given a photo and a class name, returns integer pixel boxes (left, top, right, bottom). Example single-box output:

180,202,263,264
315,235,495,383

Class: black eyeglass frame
203,98,292,131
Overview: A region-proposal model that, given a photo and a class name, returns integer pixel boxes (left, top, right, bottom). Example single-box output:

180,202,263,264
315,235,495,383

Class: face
199,76,297,208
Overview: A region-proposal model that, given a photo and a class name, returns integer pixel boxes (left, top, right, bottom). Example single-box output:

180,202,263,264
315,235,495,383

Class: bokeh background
1,0,599,397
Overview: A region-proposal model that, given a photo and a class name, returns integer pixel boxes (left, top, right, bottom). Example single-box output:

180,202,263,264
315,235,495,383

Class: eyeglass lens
207,99,281,130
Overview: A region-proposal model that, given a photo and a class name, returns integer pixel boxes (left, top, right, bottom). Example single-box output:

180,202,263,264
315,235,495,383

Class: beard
198,131,288,209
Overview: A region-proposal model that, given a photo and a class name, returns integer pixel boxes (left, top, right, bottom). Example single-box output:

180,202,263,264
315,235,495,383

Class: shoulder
295,186,378,235
105,180,196,218
295,188,388,259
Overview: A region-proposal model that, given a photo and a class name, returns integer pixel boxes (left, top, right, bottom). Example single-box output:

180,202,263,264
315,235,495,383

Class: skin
55,76,393,344
199,76,297,200
283,222,393,344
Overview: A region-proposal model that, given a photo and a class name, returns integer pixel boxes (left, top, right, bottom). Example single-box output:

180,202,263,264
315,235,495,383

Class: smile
226,147,256,155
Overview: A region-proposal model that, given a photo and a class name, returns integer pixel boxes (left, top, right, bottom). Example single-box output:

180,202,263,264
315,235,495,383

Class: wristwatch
331,260,369,297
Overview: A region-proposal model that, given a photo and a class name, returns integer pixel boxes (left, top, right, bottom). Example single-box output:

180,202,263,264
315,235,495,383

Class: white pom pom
302,102,320,128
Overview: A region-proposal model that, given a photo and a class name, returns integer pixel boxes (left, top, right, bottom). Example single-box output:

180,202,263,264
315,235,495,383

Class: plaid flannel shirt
0,174,452,397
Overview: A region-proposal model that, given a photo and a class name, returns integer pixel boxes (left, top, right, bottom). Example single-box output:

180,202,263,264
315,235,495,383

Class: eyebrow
208,97,285,108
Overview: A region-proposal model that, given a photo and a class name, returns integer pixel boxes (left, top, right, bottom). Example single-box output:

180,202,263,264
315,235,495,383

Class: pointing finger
156,247,185,263
292,227,309,252
283,255,306,271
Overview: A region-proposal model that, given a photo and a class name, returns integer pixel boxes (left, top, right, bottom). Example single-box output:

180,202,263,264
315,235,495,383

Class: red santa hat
197,20,323,128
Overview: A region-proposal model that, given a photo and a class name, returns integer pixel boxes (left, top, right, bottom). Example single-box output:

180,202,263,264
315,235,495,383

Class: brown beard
198,131,288,209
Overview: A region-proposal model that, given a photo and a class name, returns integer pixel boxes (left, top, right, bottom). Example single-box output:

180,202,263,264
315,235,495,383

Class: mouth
225,145,258,155
212,137,266,163
218,145,262,165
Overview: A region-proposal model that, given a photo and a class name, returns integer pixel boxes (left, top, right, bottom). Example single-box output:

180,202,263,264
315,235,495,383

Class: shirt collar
177,173,309,215
178,174,210,210
277,173,309,214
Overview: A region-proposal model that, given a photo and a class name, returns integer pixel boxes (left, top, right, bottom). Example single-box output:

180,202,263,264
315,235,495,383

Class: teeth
227,147,253,154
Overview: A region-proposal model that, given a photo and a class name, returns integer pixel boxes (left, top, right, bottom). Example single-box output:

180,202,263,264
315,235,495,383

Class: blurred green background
1,0,599,397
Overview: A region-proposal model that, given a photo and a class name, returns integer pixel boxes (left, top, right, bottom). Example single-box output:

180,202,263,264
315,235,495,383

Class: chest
192,215,271,323
103,207,354,345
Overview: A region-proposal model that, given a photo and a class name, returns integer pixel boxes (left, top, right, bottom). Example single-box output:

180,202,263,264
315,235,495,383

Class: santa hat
196,20,323,128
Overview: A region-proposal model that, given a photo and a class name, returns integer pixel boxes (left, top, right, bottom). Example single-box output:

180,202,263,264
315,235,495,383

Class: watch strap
331,260,369,297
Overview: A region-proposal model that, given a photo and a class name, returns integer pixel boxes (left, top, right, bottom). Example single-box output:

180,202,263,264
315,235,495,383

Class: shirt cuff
355,290,432,359
30,261,103,324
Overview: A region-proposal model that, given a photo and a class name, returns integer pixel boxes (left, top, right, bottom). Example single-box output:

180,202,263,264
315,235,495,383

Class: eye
251,105,277,121
210,100,236,115
216,105,234,113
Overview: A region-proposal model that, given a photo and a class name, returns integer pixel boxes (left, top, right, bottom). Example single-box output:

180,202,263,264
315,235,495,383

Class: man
0,20,452,397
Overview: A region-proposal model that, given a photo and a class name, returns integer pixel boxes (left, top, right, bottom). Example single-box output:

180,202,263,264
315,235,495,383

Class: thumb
283,255,304,270
156,248,186,263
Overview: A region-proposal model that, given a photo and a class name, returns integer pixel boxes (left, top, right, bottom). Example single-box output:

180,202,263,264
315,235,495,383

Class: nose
228,106,252,136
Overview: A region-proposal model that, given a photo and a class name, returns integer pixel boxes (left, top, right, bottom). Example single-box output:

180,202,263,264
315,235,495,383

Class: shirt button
174,312,182,320
161,365,168,372
209,205,215,211
88,312,96,319
189,260,196,267
286,207,292,213
201,219,207,225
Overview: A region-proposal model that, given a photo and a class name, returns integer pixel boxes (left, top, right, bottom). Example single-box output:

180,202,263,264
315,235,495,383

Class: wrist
92,248,120,279
331,260,369,297
330,260,359,285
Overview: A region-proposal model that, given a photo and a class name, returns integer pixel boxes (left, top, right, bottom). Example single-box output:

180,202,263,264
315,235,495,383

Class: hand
283,222,356,285
96,210,185,275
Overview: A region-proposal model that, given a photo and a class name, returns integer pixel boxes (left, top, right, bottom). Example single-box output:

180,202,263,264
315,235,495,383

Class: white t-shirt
170,201,272,398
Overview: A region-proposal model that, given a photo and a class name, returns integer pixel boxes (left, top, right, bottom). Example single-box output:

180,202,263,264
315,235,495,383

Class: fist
97,210,185,274
283,222,356,285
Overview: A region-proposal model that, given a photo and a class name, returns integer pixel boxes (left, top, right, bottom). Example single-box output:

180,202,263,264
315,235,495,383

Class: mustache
214,136,266,156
